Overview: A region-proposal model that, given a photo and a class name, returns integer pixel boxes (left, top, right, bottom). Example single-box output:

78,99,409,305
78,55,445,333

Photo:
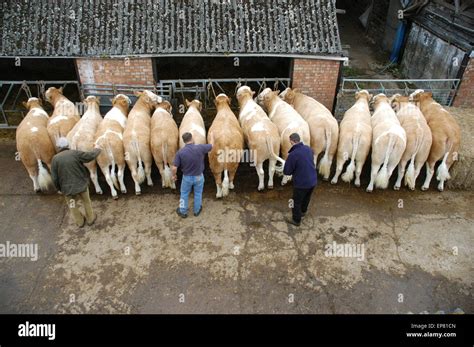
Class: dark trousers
292,186,315,223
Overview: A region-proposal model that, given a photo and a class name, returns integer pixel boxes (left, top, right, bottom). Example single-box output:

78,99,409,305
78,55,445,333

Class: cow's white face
85,95,99,104
256,88,273,106
409,89,425,102
143,90,162,105
355,90,371,101
236,86,254,102
44,87,62,102
279,88,291,99
113,94,131,106
25,97,41,110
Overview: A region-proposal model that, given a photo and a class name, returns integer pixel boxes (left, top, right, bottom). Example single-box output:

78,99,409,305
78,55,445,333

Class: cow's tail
318,128,332,179
436,141,452,182
375,134,396,189
162,142,173,188
222,169,230,197
404,128,424,189
132,136,145,184
37,159,54,192
341,131,360,183
104,138,119,189
30,145,53,192
265,137,285,175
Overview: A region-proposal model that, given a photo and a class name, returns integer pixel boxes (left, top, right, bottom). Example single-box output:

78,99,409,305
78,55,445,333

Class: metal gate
335,78,461,118
158,77,291,111
0,80,81,129
1,78,290,129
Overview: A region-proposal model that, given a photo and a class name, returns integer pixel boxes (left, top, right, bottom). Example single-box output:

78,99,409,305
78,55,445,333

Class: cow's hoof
121,189,127,194
421,186,428,191
257,186,264,191
394,185,400,191
112,195,118,200
135,191,141,196
147,182,153,187
323,177,329,181
34,189,41,194
437,187,444,192
330,179,337,185
366,188,373,193
229,183,235,190
96,189,103,195
354,182,361,187
267,185,274,190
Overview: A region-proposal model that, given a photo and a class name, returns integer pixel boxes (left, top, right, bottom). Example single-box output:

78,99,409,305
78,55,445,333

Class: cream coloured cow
16,97,55,192
410,91,461,191
257,88,310,185
367,94,407,192
45,87,80,150
94,94,131,199
280,88,339,180
123,90,162,195
150,100,179,189
179,99,206,148
390,94,432,190
67,95,103,194
330,90,372,186
208,94,245,198
236,86,285,190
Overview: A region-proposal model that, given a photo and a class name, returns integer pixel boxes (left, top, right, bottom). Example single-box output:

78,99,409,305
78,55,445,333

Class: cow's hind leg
394,160,407,190
268,159,276,189
422,162,435,191
366,163,379,193
331,157,345,185
88,163,103,195
214,171,223,198
30,175,40,192
25,164,40,192
145,161,153,187
118,164,127,193
354,160,364,187
229,166,237,190
256,162,265,191
129,166,141,195
102,165,118,199
156,161,166,188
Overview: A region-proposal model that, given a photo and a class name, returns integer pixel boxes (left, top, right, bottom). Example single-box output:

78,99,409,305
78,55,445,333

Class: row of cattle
16,85,461,198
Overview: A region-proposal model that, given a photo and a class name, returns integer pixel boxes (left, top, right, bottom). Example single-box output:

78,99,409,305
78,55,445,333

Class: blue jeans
179,174,205,215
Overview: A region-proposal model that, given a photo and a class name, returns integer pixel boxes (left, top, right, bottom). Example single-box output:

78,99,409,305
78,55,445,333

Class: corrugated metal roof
0,0,342,57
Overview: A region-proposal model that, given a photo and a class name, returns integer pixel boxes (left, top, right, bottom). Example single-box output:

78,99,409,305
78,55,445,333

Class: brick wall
454,57,474,108
291,58,341,111
75,58,155,85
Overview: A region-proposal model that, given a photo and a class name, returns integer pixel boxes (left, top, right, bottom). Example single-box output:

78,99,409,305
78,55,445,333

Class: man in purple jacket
172,132,213,218
283,133,317,226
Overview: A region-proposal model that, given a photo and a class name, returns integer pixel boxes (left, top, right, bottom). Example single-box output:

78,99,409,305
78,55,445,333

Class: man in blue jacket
283,133,317,226
172,132,213,218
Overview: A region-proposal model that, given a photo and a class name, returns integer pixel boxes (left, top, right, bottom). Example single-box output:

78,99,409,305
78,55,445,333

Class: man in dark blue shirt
172,132,212,218
283,133,317,226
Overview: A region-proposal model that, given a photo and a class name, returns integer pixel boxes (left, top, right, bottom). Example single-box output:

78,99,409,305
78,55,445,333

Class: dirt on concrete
0,141,472,314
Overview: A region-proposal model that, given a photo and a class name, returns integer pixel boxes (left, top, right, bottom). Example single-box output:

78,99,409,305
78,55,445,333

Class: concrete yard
0,141,472,314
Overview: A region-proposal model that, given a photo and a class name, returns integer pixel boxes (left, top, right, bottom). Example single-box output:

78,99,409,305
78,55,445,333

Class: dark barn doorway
155,56,292,80
0,58,78,81
0,58,80,128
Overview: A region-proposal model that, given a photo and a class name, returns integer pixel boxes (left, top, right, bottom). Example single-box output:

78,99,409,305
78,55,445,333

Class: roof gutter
0,53,348,62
